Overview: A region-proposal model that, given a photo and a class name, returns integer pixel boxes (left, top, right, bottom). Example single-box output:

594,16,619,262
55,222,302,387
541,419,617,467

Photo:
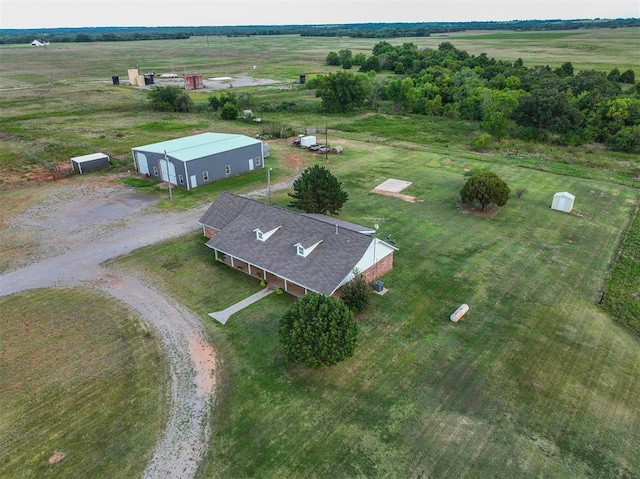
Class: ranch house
199,192,397,296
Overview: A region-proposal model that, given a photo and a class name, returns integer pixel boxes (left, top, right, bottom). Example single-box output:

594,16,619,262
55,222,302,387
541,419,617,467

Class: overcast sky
1,0,638,29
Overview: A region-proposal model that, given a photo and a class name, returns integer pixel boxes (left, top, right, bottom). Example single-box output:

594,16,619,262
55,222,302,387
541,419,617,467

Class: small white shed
551,191,575,213
71,153,110,174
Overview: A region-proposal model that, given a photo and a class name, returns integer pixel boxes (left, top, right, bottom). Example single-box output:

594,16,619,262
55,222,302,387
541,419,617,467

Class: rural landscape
1,22,640,478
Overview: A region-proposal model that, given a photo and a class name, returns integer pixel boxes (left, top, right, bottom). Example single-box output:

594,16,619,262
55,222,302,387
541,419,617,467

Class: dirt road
0,178,214,479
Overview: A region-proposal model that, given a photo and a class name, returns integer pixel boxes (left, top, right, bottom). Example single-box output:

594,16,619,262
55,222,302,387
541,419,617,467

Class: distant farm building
184,74,204,90
551,191,575,213
70,153,110,174
131,132,265,190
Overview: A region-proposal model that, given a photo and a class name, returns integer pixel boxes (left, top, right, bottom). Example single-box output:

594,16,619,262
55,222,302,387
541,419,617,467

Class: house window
178,175,184,185
203,171,209,181
254,156,261,167
152,166,158,176
225,165,231,175
297,244,305,257
256,230,264,241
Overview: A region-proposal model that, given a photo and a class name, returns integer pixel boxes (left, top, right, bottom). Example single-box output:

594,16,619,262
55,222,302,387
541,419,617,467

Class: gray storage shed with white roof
131,132,264,190
70,152,110,174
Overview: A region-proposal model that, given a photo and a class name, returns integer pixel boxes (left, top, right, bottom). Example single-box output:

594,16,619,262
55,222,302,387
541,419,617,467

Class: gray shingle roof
199,192,373,295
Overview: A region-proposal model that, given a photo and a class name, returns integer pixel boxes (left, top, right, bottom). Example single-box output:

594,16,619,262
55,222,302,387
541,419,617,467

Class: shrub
340,271,370,313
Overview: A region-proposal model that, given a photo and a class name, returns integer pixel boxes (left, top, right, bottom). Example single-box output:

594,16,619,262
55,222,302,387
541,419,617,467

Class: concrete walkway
208,287,275,324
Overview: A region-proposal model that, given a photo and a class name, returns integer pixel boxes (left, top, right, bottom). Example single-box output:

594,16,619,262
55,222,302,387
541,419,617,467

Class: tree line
2,18,640,44
311,41,640,153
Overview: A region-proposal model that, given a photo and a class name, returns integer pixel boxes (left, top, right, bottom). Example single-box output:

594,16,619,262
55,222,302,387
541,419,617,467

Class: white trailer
300,135,317,147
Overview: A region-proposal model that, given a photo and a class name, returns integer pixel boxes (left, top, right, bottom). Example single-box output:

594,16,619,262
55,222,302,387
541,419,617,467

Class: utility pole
164,150,173,202
267,167,273,204
373,223,379,280
325,121,328,161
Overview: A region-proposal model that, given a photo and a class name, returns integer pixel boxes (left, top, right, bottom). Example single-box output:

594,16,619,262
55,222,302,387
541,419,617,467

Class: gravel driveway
0,177,214,479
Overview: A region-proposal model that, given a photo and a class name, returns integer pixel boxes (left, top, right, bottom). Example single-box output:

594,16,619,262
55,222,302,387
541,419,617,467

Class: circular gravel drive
0,177,214,479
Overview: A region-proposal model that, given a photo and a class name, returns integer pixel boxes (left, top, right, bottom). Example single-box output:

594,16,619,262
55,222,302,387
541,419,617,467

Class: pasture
2,28,640,478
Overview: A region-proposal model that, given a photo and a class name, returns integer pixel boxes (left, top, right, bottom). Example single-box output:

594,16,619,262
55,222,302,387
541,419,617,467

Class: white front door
248,158,254,171
190,175,197,188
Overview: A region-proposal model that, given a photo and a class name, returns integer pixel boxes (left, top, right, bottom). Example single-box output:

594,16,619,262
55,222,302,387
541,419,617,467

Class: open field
110,139,640,477
2,28,640,478
0,288,169,478
1,28,640,188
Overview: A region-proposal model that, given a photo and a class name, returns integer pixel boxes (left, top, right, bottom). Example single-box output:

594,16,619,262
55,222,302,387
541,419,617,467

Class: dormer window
254,226,281,242
295,234,323,257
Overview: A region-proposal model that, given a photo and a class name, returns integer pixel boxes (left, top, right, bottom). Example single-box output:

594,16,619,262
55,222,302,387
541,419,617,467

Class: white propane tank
450,304,469,322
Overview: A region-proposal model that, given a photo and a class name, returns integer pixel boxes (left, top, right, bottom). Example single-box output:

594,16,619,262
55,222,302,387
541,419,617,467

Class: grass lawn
109,144,640,477
0,288,169,478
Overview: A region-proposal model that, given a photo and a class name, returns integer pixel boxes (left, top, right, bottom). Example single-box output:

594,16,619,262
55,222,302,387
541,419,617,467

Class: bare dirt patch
281,152,305,171
188,335,216,397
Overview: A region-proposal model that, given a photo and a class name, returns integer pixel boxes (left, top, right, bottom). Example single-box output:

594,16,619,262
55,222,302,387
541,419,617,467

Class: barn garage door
136,152,149,175
160,160,177,185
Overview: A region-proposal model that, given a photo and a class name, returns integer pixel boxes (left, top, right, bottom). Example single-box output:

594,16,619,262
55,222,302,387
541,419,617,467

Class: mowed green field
110,140,640,477
0,288,169,478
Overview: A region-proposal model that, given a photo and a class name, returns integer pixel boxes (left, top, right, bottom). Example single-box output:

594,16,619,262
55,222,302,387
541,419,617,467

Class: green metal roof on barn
133,132,262,162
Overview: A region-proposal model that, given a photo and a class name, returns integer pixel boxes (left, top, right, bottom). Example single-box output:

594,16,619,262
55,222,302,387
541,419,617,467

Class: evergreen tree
460,172,510,211
279,293,358,368
288,165,349,215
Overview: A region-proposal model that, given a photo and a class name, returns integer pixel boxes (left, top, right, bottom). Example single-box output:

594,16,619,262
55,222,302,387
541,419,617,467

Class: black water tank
299,74,306,84
112,76,119,85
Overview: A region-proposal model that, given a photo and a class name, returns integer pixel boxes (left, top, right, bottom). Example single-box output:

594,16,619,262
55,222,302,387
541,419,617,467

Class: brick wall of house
362,253,394,284
203,226,219,239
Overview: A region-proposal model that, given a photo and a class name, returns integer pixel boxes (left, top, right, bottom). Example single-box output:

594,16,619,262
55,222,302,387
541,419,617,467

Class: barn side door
248,159,254,171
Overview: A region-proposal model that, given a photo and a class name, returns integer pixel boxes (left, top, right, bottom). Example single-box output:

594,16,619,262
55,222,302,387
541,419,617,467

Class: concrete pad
374,178,413,193
208,287,274,325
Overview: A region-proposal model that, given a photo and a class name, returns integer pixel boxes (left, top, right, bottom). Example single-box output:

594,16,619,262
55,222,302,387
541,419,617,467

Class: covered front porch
213,249,311,297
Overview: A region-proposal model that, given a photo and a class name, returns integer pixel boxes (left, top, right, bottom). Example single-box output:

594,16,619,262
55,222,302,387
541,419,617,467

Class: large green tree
460,172,510,211
315,71,368,113
288,164,349,215
279,293,358,368
513,88,583,134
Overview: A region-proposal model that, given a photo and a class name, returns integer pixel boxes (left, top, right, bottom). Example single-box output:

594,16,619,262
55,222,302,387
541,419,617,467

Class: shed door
557,197,566,211
190,175,197,188
136,152,149,175
160,160,177,185
248,159,254,171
